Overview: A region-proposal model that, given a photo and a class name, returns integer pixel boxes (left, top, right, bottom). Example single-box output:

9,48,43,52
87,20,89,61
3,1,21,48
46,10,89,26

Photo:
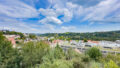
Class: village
3,31,120,55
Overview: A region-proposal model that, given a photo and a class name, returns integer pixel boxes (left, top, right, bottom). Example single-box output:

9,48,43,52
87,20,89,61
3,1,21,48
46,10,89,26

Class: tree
21,41,49,68
66,48,81,60
86,47,102,61
83,38,88,42
54,44,65,59
0,32,5,41
81,55,90,63
0,34,22,68
66,38,71,42
72,58,85,68
104,60,119,68
38,59,73,68
29,34,36,39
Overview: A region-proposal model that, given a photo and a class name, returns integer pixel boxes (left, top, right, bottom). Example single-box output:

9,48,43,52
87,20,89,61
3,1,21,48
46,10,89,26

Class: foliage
89,61,102,68
21,41,49,68
104,60,119,68
100,54,120,66
1,30,25,39
86,47,102,61
66,48,82,60
0,35,22,68
29,34,37,39
83,38,88,42
40,30,120,41
81,55,90,63
54,45,65,59
72,58,85,68
38,59,73,68
1,32,120,68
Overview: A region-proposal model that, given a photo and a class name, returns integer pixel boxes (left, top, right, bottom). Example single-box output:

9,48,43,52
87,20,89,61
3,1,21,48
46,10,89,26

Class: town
1,0,120,67
2,30,120,55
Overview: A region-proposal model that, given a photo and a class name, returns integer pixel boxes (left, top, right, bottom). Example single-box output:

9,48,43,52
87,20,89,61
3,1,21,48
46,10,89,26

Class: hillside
39,30,120,41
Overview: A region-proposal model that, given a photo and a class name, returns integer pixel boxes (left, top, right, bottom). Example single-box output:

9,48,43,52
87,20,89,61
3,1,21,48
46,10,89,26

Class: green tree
0,35,22,68
54,44,65,59
38,59,73,68
104,60,119,68
21,41,49,68
29,34,37,39
66,48,81,60
86,47,102,61
72,58,85,68
83,38,88,42
0,32,5,41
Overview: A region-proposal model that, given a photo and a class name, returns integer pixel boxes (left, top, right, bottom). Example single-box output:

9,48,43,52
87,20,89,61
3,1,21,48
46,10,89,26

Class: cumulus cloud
61,26,76,31
0,0,38,18
64,0,120,23
39,16,63,24
0,0,120,33
39,6,73,24
0,16,40,33
83,0,120,21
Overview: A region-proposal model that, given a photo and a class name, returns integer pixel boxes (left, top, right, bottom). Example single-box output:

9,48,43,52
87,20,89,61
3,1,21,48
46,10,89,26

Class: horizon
1,29,120,34
0,0,120,33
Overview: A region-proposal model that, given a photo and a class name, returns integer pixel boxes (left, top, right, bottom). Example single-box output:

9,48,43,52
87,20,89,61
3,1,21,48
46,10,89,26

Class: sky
0,0,120,33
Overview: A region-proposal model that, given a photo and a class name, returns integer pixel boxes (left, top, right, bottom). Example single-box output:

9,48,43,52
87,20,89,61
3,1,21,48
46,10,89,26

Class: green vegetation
104,60,119,68
86,47,102,61
0,33,22,68
0,33,120,68
40,30,120,41
1,30,25,39
29,34,37,39
83,38,88,42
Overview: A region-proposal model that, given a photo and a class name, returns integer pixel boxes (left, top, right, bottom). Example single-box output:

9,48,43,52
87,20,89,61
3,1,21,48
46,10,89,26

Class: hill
39,30,120,41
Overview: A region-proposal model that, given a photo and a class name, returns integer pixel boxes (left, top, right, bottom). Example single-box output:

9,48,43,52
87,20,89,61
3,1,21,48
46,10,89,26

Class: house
8,37,16,47
85,40,99,47
70,40,78,45
4,35,20,47
78,40,85,47
99,41,120,49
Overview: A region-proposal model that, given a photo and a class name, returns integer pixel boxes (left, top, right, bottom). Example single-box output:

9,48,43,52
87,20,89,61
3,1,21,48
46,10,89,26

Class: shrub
104,60,119,68
86,47,102,61
82,55,90,63
73,59,85,68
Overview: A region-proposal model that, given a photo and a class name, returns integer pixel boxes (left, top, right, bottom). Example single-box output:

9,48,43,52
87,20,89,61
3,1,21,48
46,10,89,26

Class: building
85,40,99,47
4,35,20,47
99,41,120,49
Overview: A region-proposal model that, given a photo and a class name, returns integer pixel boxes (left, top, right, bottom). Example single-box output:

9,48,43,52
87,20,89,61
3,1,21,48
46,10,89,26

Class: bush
104,60,119,68
86,47,102,61
72,59,85,68
21,41,50,68
0,38,22,68
89,61,102,68
81,55,90,63
66,48,81,60
38,59,73,68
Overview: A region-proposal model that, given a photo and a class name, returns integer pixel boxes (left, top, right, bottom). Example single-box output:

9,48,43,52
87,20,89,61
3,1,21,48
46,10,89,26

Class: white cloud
41,24,56,31
83,0,120,21
0,17,41,33
61,26,76,31
0,0,120,33
0,0,38,18
39,6,73,24
39,8,58,17
39,16,63,24
65,0,120,24
61,8,73,22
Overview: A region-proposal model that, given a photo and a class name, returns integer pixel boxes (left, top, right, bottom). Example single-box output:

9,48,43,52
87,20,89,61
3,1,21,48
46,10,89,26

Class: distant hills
39,30,120,41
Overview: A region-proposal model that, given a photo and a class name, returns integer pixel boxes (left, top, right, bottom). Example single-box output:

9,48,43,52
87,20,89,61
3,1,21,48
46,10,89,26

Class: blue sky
0,0,120,33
